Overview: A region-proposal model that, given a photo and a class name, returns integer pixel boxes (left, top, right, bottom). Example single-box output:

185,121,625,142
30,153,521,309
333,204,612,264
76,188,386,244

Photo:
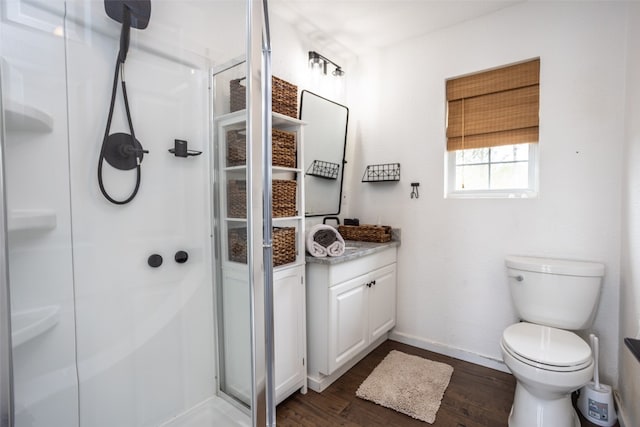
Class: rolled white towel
307,224,345,257
307,240,328,258
327,240,345,257
306,224,331,257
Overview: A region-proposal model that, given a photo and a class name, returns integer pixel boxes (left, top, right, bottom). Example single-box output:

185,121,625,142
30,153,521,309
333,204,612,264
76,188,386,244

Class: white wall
270,12,349,106
619,2,640,426
270,12,354,223
347,1,626,384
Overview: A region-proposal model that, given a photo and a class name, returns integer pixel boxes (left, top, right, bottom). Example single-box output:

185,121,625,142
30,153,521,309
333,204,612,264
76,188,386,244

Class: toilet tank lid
505,256,605,277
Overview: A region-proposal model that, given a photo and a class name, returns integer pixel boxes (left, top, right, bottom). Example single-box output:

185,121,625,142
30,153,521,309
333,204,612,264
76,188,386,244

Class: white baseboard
613,390,628,427
388,330,510,373
307,334,388,393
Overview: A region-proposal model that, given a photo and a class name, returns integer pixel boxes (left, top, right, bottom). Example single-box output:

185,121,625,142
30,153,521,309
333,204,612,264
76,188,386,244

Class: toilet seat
502,323,592,372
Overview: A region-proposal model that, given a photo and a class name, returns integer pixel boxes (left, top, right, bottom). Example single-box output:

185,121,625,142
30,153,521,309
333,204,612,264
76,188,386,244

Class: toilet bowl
501,322,594,427
502,256,604,427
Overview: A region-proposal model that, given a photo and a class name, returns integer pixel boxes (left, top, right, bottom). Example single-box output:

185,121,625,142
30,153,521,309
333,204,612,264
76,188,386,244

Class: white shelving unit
215,109,307,405
216,110,306,269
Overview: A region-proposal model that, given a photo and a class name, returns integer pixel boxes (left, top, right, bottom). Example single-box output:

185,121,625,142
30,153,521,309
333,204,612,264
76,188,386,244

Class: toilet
501,256,605,427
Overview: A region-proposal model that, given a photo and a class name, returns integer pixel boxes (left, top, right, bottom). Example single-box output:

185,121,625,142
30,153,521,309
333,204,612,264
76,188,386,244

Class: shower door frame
0,73,14,427
210,0,274,425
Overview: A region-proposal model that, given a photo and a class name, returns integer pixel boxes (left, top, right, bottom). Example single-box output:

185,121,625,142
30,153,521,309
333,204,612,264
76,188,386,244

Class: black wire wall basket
362,163,400,182
306,160,340,180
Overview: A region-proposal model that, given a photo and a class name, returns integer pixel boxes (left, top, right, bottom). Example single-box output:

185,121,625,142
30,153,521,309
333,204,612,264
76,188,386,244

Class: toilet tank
505,256,605,330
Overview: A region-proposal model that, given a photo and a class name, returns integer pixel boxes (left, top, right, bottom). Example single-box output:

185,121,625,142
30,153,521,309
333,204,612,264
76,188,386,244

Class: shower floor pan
159,396,250,427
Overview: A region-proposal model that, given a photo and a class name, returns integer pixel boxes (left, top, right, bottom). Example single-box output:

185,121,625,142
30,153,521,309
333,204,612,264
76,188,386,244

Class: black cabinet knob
175,250,189,264
148,254,163,268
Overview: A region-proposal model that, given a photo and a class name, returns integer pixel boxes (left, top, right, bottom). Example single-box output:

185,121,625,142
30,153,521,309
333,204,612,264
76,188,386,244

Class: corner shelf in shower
4,99,54,133
11,305,60,348
8,209,57,232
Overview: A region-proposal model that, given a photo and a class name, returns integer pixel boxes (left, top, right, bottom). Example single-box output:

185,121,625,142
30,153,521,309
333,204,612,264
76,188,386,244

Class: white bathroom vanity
305,241,398,392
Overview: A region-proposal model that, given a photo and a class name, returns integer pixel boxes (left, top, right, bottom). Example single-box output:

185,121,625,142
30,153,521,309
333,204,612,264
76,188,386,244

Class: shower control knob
175,250,189,264
148,254,163,268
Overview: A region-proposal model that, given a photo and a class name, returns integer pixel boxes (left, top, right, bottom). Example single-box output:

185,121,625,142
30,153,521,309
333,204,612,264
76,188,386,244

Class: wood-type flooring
276,339,615,427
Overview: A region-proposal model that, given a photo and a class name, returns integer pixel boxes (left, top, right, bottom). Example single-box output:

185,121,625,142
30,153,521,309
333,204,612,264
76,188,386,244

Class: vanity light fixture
308,51,345,77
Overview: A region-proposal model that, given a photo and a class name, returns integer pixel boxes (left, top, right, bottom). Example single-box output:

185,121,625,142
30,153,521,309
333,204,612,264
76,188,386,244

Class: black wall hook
410,182,420,199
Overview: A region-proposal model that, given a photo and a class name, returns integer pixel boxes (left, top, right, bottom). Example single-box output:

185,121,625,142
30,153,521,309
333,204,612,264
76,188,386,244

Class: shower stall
0,0,274,426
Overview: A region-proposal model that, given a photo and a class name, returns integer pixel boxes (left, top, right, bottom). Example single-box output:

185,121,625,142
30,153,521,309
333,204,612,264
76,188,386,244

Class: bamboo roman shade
446,58,540,151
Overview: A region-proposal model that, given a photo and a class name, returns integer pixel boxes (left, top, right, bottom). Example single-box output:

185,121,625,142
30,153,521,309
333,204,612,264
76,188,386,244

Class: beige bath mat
356,350,454,423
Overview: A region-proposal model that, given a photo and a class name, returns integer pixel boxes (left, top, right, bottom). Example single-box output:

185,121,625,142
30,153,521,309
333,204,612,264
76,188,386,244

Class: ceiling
270,0,522,60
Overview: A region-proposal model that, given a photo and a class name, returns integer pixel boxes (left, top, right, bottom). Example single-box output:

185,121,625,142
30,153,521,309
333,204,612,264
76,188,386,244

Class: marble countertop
305,239,399,265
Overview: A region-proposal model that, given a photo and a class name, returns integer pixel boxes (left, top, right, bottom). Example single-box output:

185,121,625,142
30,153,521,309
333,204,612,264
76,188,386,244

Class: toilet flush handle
509,274,524,282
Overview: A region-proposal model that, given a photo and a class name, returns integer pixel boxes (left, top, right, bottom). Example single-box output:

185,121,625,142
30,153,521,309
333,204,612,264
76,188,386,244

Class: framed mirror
300,91,348,217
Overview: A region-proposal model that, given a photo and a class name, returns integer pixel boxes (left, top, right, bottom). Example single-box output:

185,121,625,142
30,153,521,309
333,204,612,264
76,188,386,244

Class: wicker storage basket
228,226,296,267
226,180,247,218
226,130,246,167
272,179,297,217
337,225,392,243
228,227,248,264
272,77,298,118
226,128,296,168
227,179,297,218
230,76,298,118
272,129,296,168
273,227,296,266
229,78,245,114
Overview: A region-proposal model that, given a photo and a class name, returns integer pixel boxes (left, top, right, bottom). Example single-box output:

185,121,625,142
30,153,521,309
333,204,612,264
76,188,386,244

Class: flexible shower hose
98,8,146,205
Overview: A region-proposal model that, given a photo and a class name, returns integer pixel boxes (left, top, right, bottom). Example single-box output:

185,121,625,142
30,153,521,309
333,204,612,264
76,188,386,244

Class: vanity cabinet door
328,275,368,374
368,264,397,342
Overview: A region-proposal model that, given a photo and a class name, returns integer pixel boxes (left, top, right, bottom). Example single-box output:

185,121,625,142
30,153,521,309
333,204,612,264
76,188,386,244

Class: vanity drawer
328,247,396,285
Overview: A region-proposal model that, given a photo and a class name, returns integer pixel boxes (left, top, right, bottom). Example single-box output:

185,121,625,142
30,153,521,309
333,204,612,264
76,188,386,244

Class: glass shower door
0,2,79,425
0,0,271,426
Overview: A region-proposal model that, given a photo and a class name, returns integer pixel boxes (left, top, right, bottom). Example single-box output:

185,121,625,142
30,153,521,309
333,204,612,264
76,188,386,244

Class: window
445,59,540,198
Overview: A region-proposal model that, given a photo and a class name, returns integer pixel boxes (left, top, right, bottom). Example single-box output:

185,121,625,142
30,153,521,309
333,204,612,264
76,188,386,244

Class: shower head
104,0,151,29
105,0,151,63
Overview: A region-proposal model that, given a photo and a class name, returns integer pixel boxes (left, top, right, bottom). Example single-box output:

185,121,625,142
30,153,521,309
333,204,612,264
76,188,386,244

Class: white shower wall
66,13,213,427
1,1,78,425
2,1,247,426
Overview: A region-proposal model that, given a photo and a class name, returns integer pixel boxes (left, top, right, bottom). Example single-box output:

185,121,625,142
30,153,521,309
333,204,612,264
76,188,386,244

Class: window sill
445,190,538,199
